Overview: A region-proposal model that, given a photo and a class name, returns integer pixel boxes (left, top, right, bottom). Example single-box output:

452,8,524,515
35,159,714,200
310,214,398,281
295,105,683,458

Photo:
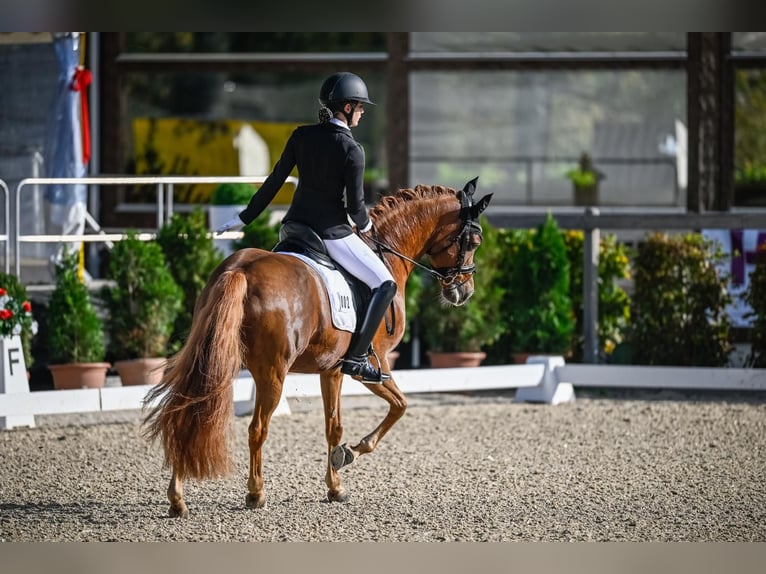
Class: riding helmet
319,72,375,106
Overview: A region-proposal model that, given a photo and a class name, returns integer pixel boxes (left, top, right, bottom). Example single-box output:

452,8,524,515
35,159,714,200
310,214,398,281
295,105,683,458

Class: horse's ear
463,176,479,197
470,193,493,218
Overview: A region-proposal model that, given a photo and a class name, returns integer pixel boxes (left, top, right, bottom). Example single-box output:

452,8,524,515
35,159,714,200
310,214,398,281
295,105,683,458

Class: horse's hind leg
245,377,285,509
167,469,189,518
320,371,349,503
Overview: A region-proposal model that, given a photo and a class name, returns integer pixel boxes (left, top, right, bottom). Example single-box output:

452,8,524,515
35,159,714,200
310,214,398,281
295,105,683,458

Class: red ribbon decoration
70,66,92,165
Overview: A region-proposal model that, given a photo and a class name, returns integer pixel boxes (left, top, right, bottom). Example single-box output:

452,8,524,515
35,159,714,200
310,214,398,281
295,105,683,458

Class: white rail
0,179,9,274
12,175,298,277
3,359,766,430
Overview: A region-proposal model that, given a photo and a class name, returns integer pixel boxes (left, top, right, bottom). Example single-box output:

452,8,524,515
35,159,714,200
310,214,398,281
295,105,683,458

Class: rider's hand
215,217,244,235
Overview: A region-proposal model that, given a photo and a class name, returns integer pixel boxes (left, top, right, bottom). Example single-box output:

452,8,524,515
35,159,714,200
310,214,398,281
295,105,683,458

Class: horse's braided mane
368,184,458,220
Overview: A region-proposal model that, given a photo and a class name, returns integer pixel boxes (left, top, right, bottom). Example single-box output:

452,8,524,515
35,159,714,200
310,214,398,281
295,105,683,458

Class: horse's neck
376,195,455,272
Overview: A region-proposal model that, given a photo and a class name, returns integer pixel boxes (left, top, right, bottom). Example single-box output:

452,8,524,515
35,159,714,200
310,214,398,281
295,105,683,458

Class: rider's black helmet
319,72,375,106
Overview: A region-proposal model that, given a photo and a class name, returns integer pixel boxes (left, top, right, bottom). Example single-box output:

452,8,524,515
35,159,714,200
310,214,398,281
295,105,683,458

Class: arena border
2,356,765,430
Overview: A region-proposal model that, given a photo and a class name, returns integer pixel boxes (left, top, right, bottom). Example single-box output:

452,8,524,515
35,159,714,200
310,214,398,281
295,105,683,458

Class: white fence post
513,355,575,405
0,335,35,429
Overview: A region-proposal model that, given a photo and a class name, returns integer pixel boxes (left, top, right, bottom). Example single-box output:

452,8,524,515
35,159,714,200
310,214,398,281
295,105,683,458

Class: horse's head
427,177,492,306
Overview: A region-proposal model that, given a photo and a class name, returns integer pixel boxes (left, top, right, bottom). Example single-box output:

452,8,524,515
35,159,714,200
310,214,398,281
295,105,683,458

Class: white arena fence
2,356,766,431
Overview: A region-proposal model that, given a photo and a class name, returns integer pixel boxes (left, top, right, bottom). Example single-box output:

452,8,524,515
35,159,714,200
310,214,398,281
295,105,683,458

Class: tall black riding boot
341,280,397,383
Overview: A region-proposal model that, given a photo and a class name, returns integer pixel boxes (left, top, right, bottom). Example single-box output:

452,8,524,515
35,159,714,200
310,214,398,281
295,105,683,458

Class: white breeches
324,233,394,289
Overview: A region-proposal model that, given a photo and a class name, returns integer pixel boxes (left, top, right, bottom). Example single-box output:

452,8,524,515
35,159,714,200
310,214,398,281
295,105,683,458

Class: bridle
365,178,491,336
368,188,482,288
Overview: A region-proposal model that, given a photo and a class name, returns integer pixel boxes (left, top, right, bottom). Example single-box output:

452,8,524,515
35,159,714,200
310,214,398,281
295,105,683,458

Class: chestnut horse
143,178,492,517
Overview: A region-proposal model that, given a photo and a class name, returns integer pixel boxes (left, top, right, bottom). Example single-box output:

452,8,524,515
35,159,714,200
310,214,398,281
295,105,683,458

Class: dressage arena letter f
7,345,20,377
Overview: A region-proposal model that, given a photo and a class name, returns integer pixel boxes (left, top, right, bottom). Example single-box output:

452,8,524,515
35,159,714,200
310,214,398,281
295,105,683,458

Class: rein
368,191,482,285
366,185,487,336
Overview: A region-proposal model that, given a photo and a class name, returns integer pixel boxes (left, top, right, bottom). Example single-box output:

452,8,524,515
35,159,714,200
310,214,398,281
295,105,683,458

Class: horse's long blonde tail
143,270,248,480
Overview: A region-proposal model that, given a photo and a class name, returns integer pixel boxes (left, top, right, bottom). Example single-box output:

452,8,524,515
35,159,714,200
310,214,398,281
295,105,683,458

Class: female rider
215,72,396,383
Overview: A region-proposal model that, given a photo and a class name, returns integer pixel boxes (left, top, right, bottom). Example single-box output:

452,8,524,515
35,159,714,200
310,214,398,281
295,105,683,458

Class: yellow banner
131,118,298,204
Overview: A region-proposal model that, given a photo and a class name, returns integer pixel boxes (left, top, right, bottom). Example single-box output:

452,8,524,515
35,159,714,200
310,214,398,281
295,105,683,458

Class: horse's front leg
320,371,349,503
167,468,189,518
330,375,407,471
246,377,285,509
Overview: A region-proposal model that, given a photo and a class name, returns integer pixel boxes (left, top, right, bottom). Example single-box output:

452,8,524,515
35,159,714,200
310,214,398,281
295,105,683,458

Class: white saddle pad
277,252,357,332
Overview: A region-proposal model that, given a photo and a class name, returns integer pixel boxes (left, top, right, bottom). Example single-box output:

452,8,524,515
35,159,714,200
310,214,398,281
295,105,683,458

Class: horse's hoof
245,493,266,509
331,443,355,471
328,489,350,503
168,503,189,518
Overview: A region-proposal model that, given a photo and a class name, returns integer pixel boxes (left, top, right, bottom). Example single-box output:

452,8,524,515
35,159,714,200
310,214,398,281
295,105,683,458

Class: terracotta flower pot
114,358,168,386
427,351,486,368
49,362,111,390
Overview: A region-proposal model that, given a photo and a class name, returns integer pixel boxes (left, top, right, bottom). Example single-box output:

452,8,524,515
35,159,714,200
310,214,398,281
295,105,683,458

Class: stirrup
340,355,391,383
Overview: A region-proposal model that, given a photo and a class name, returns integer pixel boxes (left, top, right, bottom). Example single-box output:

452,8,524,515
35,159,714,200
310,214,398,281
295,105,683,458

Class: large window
410,70,686,207
116,33,388,206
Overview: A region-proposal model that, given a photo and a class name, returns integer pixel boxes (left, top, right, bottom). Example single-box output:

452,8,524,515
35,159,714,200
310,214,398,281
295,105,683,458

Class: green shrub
745,244,766,367
417,216,505,353
156,209,224,351
210,182,256,205
232,209,281,251
562,230,632,362
401,266,425,344
498,213,573,357
0,272,37,367
630,232,732,366
101,232,183,359
47,249,105,364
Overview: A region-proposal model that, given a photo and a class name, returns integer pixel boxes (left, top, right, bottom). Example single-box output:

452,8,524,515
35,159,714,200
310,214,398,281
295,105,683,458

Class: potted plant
417,216,505,367
47,248,110,389
209,182,257,256
101,231,183,386
566,152,604,206
495,213,574,363
156,209,224,354
629,232,731,366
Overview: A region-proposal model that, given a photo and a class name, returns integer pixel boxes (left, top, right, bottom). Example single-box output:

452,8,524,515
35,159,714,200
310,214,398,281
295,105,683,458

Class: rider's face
347,102,364,127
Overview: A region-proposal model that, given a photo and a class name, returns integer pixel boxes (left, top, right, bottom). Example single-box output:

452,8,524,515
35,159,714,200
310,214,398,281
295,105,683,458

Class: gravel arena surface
1,388,765,542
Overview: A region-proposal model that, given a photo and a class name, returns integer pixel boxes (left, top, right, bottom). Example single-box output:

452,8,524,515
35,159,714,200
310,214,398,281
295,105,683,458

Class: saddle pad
277,252,356,332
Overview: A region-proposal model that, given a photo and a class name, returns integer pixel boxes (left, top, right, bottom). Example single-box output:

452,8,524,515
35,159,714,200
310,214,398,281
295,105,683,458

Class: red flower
22,301,32,313
0,288,6,296
0,309,13,321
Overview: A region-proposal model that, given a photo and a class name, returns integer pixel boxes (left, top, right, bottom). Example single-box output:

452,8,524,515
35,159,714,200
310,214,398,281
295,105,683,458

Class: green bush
401,266,425,344
47,249,105,364
0,272,37,367
562,230,632,362
101,232,183,359
417,216,505,353
745,244,766,367
210,182,256,205
630,232,732,366
156,209,224,351
232,209,281,251
491,213,574,359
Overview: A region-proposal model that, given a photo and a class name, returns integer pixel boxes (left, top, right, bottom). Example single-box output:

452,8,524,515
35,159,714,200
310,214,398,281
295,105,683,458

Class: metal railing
0,179,9,274
6,175,766,364
12,175,297,277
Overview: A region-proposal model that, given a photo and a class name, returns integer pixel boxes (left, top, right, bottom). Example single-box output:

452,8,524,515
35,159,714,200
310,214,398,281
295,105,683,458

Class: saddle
272,221,371,318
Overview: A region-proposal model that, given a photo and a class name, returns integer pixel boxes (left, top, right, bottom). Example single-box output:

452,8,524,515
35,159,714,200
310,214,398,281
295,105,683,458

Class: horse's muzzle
442,285,474,306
